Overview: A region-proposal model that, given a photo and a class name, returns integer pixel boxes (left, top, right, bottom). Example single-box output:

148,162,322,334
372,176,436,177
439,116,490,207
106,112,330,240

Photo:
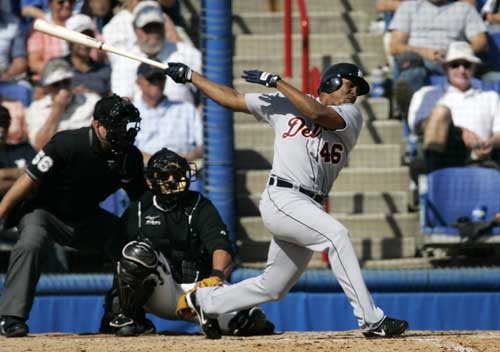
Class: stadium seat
420,167,500,236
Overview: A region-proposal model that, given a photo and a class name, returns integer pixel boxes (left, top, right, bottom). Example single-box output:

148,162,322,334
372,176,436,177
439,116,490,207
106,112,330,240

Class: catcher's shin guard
114,241,160,323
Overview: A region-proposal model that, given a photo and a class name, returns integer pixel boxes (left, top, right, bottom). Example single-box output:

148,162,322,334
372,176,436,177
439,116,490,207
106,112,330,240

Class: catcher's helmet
318,63,370,96
93,94,141,154
146,148,197,209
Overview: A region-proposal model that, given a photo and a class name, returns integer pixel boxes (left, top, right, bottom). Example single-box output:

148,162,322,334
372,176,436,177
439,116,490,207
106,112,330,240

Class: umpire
0,94,147,337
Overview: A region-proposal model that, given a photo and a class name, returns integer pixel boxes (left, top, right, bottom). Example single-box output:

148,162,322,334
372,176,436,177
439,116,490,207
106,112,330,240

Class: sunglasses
449,61,472,69
49,79,72,89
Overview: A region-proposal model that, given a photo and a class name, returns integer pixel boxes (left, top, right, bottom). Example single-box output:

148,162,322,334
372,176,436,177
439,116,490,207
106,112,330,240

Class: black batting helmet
146,148,197,209
318,63,370,96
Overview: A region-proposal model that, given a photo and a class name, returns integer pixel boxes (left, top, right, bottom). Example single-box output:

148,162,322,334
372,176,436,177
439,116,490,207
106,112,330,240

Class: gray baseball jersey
245,92,362,194
195,91,385,331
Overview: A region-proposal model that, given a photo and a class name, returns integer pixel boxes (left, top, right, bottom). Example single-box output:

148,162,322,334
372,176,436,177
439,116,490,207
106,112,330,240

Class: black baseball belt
268,175,325,204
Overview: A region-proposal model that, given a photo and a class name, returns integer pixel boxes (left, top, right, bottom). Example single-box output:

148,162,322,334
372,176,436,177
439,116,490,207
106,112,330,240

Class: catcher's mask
318,63,370,96
146,148,198,209
94,94,141,154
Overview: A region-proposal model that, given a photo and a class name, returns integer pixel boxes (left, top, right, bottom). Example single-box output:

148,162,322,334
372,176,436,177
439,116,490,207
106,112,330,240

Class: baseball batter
165,62,409,339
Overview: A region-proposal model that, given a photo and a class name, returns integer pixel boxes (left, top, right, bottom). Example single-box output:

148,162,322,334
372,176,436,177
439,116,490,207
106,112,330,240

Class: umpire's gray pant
0,208,123,320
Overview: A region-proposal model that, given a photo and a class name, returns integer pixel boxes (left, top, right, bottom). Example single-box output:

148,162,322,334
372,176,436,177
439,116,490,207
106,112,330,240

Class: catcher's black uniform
122,189,232,284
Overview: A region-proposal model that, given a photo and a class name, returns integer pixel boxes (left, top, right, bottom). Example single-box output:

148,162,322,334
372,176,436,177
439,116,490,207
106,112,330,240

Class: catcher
103,148,274,337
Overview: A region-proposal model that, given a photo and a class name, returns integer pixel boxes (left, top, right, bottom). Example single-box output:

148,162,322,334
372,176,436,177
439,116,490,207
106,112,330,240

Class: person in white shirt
408,41,500,172
25,58,100,150
133,63,202,164
107,1,201,103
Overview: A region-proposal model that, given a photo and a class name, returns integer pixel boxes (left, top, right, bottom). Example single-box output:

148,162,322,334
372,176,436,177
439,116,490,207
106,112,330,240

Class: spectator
157,0,192,44
80,0,119,34
26,0,75,83
0,106,35,199
0,10,28,83
106,1,201,102
0,98,29,144
21,0,49,21
134,63,202,164
64,14,111,96
25,58,100,150
377,0,477,13
389,0,488,117
407,41,500,174
481,0,500,31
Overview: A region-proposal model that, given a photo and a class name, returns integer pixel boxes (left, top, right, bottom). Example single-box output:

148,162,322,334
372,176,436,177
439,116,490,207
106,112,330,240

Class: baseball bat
33,19,168,70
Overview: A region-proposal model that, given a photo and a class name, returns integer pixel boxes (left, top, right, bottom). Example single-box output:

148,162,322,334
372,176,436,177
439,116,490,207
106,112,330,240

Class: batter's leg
196,237,313,315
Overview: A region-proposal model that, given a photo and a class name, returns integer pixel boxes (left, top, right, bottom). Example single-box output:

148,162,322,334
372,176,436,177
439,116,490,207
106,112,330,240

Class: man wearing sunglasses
408,41,500,173
25,58,101,151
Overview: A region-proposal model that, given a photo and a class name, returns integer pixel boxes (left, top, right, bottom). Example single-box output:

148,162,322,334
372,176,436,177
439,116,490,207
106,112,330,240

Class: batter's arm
275,79,346,129
164,62,250,113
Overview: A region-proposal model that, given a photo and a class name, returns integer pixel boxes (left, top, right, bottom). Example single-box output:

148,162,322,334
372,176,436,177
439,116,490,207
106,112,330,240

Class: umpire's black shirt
25,127,146,222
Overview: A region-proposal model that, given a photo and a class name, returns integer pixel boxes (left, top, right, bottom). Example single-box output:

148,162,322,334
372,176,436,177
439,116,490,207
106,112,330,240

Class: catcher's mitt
196,276,224,289
176,276,224,320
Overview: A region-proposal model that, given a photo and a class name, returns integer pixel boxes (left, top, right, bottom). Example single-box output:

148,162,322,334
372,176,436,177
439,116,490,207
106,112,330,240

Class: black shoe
229,307,275,336
0,316,29,337
110,314,156,336
186,291,221,339
363,316,408,338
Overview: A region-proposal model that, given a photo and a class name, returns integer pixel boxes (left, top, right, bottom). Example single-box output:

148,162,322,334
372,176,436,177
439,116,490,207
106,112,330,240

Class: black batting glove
242,70,281,88
164,62,192,84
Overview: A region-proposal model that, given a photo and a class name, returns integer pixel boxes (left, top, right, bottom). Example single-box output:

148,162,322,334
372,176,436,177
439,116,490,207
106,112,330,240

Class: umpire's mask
146,148,198,210
94,94,141,154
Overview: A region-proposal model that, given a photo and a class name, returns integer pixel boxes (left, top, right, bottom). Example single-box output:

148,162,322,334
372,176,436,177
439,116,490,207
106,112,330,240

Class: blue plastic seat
421,167,500,235
0,82,33,107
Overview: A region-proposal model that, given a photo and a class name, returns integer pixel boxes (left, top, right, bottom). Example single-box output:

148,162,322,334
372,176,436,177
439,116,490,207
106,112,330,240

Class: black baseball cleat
0,316,29,337
186,290,221,339
229,307,275,336
362,316,408,338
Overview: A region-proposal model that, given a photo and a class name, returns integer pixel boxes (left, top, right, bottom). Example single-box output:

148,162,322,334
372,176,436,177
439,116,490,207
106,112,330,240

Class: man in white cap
108,1,201,103
64,14,111,97
408,41,500,173
25,58,100,150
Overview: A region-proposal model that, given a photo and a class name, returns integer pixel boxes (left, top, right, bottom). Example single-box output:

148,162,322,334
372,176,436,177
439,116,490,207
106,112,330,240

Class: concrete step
232,97,390,123
238,213,419,241
233,120,403,148
236,167,410,195
236,191,409,217
237,236,416,262
235,144,402,169
234,33,385,58
233,11,371,35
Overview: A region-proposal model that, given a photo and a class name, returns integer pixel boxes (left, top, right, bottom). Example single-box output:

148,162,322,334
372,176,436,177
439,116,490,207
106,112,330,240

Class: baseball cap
133,1,164,28
444,41,481,64
65,14,94,34
40,59,74,86
137,63,166,81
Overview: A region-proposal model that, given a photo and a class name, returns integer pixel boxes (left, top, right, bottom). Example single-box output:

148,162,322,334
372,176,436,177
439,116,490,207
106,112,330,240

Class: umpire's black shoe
362,316,408,338
186,291,221,339
0,316,29,337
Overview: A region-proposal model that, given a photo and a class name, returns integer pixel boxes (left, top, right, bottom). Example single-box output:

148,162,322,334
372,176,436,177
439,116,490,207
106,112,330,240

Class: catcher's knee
117,241,160,310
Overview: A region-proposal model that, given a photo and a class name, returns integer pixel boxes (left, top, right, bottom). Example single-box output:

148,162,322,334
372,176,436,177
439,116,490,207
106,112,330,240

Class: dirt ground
0,330,498,352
